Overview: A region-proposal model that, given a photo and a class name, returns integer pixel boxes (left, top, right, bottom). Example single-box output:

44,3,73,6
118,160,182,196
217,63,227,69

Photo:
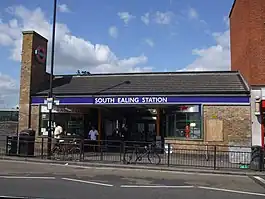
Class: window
39,113,84,136
165,105,202,139
0,111,18,121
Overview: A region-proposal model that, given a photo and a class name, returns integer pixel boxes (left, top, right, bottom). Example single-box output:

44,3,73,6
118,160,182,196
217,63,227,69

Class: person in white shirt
88,126,98,140
52,123,64,151
54,124,63,139
88,126,98,152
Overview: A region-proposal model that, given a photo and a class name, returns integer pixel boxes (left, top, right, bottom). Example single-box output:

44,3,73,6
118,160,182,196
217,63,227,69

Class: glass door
146,122,156,142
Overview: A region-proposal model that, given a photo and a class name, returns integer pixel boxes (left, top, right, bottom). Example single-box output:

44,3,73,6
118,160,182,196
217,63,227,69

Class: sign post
44,97,59,158
44,98,60,109
45,98,54,110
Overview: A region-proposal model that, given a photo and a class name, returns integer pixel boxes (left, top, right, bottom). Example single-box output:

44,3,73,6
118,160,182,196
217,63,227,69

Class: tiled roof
34,71,250,96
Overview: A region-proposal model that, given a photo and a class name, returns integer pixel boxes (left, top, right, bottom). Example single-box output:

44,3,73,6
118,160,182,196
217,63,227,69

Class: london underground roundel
34,46,46,64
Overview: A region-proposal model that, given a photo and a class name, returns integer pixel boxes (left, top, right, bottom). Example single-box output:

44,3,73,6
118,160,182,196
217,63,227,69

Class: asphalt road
0,160,265,199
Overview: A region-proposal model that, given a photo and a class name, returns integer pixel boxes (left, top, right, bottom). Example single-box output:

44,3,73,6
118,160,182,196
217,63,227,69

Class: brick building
230,0,265,85
230,0,265,147
18,30,252,152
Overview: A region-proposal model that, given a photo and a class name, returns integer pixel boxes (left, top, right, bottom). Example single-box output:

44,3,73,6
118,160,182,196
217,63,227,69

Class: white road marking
254,176,265,184
62,177,113,187
0,176,55,179
120,185,194,188
198,186,265,197
0,196,28,198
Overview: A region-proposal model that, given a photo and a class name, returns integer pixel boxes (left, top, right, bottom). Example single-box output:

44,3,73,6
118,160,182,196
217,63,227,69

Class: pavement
0,160,265,198
1,155,265,176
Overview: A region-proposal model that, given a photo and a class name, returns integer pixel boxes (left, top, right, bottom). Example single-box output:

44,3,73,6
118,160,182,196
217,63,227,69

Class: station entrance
39,104,201,146
100,106,159,143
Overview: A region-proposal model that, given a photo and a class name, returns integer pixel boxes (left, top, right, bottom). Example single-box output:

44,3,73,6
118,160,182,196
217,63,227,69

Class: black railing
0,136,263,172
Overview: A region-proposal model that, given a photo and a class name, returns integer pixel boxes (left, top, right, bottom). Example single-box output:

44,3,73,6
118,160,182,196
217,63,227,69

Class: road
0,160,264,199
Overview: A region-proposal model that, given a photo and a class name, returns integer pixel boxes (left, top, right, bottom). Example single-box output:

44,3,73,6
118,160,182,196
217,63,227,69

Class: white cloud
183,7,207,26
144,38,154,47
108,26,118,38
58,4,70,13
181,29,230,71
223,16,229,27
0,5,150,74
154,11,174,25
141,13,150,25
0,73,18,95
0,73,19,108
187,7,198,19
117,12,136,25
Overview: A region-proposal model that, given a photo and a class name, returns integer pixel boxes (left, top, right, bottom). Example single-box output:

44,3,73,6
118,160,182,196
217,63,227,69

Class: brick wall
18,31,48,132
165,105,251,150
203,105,251,146
31,105,40,135
230,0,265,85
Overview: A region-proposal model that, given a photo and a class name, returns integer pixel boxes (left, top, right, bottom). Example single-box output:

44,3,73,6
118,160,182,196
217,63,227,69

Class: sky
0,0,233,108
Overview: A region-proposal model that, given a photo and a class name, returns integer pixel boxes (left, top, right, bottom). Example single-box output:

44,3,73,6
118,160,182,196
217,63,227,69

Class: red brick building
230,0,265,85
230,0,265,147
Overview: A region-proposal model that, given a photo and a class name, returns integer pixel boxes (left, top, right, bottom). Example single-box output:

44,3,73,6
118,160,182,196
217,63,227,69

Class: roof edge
22,30,48,42
237,71,251,92
32,91,250,97
229,0,236,18
53,70,240,78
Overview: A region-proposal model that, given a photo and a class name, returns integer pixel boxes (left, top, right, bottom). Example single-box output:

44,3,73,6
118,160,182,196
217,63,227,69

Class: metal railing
0,136,262,171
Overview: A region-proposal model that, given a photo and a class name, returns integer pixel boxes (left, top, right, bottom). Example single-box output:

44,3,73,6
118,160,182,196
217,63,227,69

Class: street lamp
47,0,57,159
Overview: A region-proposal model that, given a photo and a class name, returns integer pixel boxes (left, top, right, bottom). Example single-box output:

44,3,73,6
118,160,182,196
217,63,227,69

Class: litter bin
18,129,36,156
250,145,264,171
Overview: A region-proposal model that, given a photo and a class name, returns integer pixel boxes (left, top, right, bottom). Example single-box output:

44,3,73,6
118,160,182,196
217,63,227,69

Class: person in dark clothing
121,124,128,140
120,123,129,153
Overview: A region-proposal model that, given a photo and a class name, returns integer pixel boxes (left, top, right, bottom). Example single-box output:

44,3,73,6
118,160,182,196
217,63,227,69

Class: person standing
54,123,63,140
88,126,99,152
52,123,64,152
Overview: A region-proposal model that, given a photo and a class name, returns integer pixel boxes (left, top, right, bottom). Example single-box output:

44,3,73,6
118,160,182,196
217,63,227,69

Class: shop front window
39,112,84,137
165,105,202,139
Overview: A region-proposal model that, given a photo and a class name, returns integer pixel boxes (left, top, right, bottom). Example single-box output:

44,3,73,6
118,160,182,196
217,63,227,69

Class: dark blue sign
31,95,249,105
94,97,168,104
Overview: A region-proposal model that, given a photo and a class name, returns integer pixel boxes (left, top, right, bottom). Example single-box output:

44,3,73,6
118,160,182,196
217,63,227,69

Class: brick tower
230,0,265,85
18,31,48,132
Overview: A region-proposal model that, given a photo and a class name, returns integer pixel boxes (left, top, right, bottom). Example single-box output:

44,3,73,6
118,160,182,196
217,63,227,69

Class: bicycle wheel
69,146,81,161
52,147,62,160
148,152,161,165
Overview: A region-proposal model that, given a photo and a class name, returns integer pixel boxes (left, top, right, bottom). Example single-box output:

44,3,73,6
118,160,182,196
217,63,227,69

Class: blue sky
0,0,233,107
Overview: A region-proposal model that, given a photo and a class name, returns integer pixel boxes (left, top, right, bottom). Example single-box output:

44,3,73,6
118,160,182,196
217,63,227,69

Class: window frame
164,104,203,140
38,112,85,136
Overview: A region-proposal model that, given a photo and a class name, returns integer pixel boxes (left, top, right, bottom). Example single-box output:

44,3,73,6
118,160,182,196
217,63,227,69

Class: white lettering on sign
142,97,168,103
117,97,140,103
94,97,168,104
95,97,115,104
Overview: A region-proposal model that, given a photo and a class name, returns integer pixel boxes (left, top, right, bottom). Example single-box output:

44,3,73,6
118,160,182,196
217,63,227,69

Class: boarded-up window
205,119,224,141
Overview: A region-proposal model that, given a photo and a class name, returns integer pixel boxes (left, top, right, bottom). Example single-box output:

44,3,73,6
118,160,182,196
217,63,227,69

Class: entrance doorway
133,120,156,142
100,107,158,142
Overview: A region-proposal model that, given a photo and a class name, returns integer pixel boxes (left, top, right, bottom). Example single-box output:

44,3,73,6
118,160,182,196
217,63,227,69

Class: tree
77,70,90,76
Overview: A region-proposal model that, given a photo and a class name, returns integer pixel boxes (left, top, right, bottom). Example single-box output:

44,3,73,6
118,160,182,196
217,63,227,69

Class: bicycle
124,143,161,165
52,139,81,160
